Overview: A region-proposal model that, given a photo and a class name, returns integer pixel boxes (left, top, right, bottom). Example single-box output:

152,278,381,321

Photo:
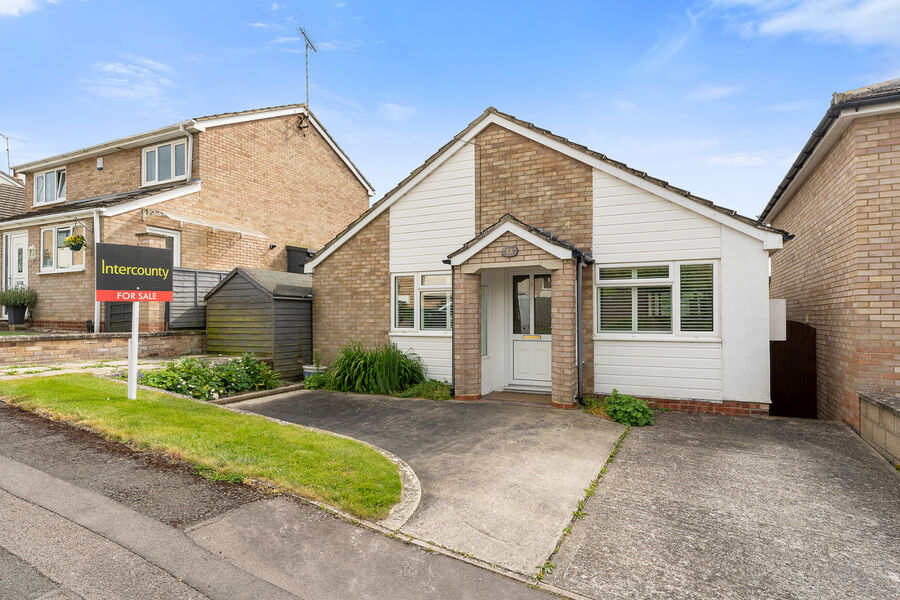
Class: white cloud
379,102,416,121
0,0,37,16
272,36,299,44
334,2,346,6
707,154,766,167
614,100,636,110
711,0,900,46
688,84,739,100
271,2,283,9
247,21,270,29
80,56,175,107
635,10,700,72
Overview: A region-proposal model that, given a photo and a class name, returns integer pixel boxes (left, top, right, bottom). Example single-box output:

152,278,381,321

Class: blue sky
1,0,898,219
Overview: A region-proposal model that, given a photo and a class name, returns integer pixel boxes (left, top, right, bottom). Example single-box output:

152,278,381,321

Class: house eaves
759,78,900,224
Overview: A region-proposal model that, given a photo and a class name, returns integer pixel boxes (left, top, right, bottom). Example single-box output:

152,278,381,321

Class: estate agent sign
95,242,174,400
95,243,174,302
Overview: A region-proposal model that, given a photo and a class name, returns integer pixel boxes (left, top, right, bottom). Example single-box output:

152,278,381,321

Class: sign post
95,243,174,400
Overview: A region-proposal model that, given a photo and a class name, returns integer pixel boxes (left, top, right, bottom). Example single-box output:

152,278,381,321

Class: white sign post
127,304,140,399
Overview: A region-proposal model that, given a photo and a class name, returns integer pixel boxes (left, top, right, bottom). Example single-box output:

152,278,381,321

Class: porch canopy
445,214,592,408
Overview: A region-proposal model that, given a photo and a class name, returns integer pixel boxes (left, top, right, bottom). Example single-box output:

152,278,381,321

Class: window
680,264,714,332
142,140,187,186
596,262,715,335
392,271,452,332
41,224,85,272
34,169,66,205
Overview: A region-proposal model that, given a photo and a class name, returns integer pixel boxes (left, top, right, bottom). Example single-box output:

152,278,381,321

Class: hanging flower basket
64,234,87,251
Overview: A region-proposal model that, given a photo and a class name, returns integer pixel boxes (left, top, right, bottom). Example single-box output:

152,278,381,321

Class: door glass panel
533,274,552,334
16,248,23,273
512,275,530,335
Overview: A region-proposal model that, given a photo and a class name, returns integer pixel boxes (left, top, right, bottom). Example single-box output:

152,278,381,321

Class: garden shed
204,268,313,379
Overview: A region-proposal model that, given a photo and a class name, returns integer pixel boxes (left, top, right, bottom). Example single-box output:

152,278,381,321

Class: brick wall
474,124,595,391
312,211,390,364
859,392,899,464
769,113,900,429
452,268,481,399
0,330,204,366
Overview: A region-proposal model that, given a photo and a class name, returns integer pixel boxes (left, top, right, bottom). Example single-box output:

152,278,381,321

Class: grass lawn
0,374,401,520
0,331,34,336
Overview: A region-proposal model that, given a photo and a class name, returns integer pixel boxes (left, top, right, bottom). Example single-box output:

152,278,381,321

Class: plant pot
302,365,327,379
5,305,26,325
66,242,85,251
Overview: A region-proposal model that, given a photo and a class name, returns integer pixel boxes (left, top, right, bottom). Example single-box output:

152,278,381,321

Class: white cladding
388,144,475,383
389,144,475,273
592,167,771,404
391,334,452,382
593,169,721,263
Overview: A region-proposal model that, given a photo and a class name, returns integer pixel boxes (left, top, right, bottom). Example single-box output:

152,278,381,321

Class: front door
510,273,552,388
3,231,29,319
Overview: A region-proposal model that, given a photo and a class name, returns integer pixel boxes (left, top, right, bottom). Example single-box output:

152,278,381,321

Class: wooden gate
770,320,817,418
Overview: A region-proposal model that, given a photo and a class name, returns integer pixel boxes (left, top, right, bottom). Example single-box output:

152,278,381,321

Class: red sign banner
95,290,174,302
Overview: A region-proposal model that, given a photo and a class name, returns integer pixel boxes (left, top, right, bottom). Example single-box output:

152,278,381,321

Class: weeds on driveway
0,374,402,520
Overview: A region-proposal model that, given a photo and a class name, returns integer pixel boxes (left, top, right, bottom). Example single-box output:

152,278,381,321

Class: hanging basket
64,234,87,251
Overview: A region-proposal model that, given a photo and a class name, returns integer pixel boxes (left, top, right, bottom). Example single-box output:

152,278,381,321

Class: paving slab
235,390,624,574
546,413,900,600
0,546,61,600
188,497,552,599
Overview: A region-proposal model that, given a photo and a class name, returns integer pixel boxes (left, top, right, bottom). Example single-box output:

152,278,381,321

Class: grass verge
0,374,401,520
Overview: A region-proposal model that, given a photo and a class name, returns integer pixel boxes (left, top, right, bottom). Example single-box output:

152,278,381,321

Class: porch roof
446,214,594,266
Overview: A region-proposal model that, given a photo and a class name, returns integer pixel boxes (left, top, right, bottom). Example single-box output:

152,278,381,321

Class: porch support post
452,267,482,400
551,261,578,408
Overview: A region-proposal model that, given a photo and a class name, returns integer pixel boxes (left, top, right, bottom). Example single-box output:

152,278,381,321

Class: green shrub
0,286,37,309
604,389,654,426
326,342,424,395
123,353,281,401
303,372,330,390
398,379,452,400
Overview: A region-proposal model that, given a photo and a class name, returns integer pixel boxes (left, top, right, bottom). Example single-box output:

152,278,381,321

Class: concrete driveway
235,391,623,574
546,413,900,600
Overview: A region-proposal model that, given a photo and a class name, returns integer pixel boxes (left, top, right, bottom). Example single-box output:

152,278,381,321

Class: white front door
3,231,29,319
510,273,552,388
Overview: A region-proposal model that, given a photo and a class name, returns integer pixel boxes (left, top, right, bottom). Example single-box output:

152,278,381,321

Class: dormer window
34,168,66,205
142,140,187,186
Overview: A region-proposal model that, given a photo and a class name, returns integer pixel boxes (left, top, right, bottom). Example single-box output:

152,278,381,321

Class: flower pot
302,365,327,379
66,242,85,251
6,306,26,325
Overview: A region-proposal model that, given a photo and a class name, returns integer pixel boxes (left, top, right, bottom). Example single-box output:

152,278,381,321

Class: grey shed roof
0,172,25,219
205,267,312,301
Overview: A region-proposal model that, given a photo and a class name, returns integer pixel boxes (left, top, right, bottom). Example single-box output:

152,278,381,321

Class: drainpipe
92,210,101,333
575,252,584,404
445,259,455,396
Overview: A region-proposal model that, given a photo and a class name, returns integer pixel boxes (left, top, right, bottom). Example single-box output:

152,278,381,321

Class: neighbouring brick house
760,79,900,431
0,104,372,332
307,108,786,411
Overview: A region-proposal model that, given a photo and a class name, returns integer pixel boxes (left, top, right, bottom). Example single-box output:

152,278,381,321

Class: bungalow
306,108,787,411
1,104,372,331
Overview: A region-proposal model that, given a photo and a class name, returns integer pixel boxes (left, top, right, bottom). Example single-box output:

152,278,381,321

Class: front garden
0,373,401,520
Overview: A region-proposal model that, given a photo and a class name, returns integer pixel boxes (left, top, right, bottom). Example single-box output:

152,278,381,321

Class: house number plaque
501,245,519,258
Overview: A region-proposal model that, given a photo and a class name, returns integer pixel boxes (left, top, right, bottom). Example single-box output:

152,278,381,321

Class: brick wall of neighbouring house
769,113,900,429
312,211,390,365
0,330,204,366
474,124,595,391
197,114,369,268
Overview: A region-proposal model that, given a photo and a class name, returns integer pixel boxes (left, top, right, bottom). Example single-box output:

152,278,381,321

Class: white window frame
390,271,452,336
142,140,188,187
33,168,66,206
593,260,719,341
39,224,86,274
146,226,181,267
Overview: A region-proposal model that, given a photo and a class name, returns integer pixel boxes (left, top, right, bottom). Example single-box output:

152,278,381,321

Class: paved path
0,404,553,600
235,390,624,574
546,413,900,600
